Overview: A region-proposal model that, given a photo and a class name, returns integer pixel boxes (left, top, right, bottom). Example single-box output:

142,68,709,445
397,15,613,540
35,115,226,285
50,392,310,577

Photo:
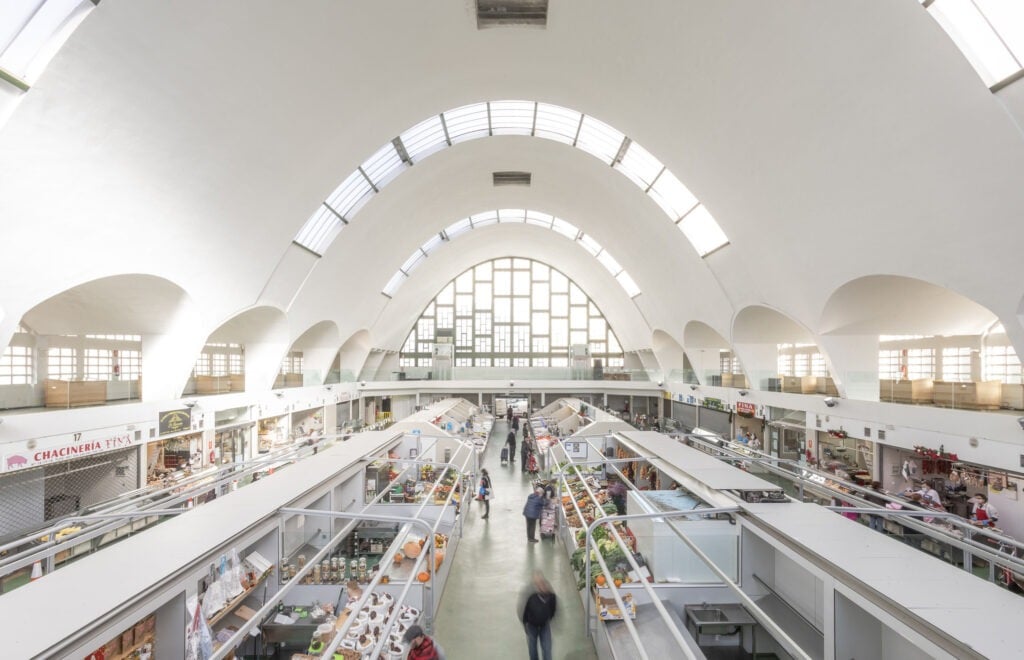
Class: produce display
560,475,643,591
386,533,448,583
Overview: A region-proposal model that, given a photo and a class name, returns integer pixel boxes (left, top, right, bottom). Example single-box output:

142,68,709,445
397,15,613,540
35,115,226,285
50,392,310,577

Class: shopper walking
512,414,520,433
479,469,492,519
506,407,514,424
520,435,531,473
517,571,557,660
507,430,517,465
403,624,446,660
523,486,545,542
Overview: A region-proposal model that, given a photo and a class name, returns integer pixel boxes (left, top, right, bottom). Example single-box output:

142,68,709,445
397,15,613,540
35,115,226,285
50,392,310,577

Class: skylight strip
399,115,448,161
647,169,698,220
490,100,535,135
498,208,526,223
421,233,444,254
470,210,499,227
677,204,729,257
533,103,581,144
325,169,375,219
442,103,490,143
445,217,473,239
0,0,95,84
293,205,344,255
361,142,405,188
550,216,579,240
385,210,642,299
312,100,727,262
928,0,1024,87
382,271,406,297
577,232,602,256
596,249,623,276
616,271,641,298
615,140,664,189
401,250,427,274
525,210,553,227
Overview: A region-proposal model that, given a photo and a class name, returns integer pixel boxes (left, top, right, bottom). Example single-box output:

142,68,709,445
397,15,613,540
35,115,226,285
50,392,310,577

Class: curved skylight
923,0,1024,89
382,209,642,299
0,0,96,89
293,100,729,258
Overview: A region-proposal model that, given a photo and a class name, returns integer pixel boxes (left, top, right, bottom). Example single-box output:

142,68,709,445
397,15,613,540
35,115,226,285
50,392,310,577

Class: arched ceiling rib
385,209,640,298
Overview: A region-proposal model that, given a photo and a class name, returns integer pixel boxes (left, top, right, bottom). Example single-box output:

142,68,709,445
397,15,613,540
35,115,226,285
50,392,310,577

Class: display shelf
109,633,154,660
206,568,274,628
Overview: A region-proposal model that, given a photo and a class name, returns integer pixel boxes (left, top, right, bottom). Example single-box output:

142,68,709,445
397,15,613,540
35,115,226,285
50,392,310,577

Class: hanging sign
159,408,192,435
736,401,756,417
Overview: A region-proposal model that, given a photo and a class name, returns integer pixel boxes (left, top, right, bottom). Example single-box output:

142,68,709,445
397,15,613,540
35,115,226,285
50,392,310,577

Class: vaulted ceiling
2,1,1024,381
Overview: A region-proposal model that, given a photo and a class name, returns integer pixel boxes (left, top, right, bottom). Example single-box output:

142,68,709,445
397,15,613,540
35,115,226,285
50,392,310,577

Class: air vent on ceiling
493,171,532,186
477,0,548,28
864,427,871,438
877,429,886,441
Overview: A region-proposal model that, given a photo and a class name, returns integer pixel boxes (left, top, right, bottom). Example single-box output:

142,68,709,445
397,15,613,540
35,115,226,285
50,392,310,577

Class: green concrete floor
434,421,598,659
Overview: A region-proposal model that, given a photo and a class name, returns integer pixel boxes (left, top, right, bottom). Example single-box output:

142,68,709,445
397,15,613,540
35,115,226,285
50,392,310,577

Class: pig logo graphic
6,455,29,470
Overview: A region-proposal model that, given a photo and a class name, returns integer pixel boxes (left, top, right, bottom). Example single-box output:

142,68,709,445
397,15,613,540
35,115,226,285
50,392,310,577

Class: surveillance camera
657,381,664,388
738,390,749,396
689,385,698,391
823,397,837,408
183,400,197,409
509,380,515,387
359,381,366,387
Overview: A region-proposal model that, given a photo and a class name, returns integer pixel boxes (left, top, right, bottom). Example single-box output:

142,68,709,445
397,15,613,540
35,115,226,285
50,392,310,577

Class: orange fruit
613,578,622,588
595,575,606,586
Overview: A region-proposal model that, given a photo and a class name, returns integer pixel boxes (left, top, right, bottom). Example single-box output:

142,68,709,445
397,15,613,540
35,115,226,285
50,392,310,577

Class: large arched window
399,258,624,369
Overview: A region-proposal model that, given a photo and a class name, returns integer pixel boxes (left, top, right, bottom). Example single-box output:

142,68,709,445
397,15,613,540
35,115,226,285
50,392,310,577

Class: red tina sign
735,401,756,417
4,432,136,472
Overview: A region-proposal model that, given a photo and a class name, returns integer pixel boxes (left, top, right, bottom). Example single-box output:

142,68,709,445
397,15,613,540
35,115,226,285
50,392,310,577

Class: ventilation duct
493,171,532,186
476,0,548,28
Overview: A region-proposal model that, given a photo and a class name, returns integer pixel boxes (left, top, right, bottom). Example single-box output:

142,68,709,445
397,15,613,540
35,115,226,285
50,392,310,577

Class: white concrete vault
285,320,342,386
0,1,1023,397
204,306,289,393
683,321,738,386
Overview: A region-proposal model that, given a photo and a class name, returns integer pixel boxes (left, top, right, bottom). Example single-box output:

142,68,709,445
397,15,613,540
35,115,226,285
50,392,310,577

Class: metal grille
0,448,138,539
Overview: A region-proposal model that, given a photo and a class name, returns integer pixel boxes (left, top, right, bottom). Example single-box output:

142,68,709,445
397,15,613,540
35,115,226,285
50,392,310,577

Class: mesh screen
0,448,138,538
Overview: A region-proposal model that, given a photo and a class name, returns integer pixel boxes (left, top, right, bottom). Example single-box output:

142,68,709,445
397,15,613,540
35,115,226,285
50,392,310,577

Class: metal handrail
685,434,1024,561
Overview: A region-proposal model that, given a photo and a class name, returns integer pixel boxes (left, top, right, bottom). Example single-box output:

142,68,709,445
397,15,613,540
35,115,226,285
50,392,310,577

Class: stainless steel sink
689,608,729,622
